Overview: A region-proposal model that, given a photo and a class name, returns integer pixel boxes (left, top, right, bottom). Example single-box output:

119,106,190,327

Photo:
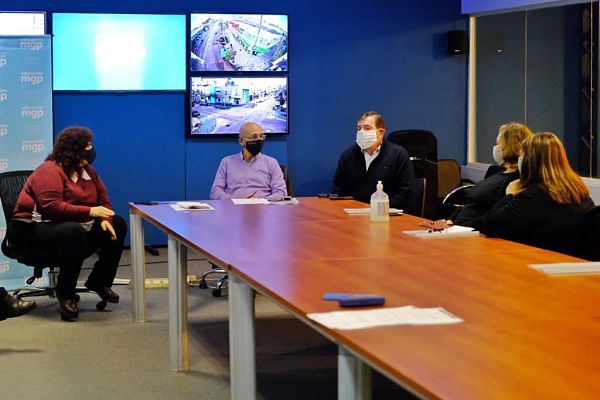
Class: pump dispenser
370,180,389,222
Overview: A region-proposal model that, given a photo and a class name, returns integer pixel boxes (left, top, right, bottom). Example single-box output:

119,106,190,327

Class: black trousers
7,216,127,298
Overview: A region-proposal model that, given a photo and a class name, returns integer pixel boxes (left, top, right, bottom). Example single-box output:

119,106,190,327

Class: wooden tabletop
130,198,600,399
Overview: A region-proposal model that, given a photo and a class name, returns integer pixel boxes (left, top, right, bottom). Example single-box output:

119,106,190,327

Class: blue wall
3,0,468,244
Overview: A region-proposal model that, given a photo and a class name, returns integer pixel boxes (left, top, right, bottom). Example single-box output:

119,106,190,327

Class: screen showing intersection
190,13,288,72
190,76,288,135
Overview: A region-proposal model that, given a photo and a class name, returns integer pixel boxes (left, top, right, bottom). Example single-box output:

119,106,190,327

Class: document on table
402,225,478,239
231,198,270,205
171,202,214,211
529,262,600,275
307,306,463,330
268,198,300,205
344,208,403,215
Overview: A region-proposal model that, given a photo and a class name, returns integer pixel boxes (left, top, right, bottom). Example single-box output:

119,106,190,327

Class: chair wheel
96,300,107,310
212,288,221,297
198,280,208,289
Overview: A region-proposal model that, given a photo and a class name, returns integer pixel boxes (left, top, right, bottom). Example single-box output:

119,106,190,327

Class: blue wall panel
4,0,467,244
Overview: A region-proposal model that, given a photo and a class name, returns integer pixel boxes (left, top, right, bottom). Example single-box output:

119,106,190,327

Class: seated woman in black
472,132,594,255
453,122,532,226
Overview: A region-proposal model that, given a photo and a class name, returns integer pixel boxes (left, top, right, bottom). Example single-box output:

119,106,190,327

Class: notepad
171,202,214,211
529,262,600,275
307,306,463,330
402,225,478,239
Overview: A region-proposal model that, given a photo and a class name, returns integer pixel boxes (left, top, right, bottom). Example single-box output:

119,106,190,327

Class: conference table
129,197,600,399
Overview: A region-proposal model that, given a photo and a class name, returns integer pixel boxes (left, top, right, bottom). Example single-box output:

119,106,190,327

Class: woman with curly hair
7,126,126,320
473,132,594,255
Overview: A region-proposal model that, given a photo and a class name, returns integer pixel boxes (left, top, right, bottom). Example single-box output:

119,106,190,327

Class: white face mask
356,130,378,150
517,156,524,173
492,145,504,165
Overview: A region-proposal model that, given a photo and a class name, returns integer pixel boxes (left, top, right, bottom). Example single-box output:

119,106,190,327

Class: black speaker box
448,30,467,55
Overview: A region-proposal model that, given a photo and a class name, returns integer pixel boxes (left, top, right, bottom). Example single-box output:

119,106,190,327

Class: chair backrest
0,170,32,224
387,130,438,163
409,158,438,219
406,177,426,218
279,164,293,197
437,159,462,199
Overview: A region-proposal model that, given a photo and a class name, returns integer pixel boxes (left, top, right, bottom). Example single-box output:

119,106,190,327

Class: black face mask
83,147,96,165
245,140,264,157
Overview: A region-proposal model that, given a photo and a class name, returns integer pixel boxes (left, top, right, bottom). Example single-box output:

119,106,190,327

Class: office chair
404,177,427,218
197,164,293,297
387,130,439,219
440,183,476,219
0,170,107,320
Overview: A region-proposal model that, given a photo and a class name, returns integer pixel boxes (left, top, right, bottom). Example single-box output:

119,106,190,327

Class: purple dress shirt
210,152,288,200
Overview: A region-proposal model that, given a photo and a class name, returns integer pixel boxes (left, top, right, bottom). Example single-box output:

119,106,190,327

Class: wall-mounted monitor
52,13,186,91
190,13,288,72
0,11,45,35
189,76,288,136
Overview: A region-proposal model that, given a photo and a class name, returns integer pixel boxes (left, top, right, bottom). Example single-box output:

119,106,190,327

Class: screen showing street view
190,76,288,135
190,13,288,72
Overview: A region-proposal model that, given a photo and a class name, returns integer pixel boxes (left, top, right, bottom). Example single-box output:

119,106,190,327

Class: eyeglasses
242,135,266,142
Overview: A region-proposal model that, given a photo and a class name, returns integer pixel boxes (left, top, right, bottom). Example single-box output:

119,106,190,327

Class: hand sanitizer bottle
370,180,389,222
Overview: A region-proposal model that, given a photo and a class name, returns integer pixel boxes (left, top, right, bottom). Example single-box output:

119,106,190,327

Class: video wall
0,11,289,137
188,13,289,136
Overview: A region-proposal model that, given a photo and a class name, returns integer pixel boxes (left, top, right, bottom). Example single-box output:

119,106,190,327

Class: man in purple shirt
210,122,288,200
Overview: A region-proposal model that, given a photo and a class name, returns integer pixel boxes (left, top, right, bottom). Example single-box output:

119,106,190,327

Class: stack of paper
171,202,214,211
344,208,403,216
529,262,600,275
402,225,478,239
307,306,463,330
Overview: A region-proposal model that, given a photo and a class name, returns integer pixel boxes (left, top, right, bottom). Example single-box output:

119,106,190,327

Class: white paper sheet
231,198,270,205
307,306,463,330
529,262,600,275
171,201,214,211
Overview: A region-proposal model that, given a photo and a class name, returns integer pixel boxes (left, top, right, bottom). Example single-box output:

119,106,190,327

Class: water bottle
370,180,389,222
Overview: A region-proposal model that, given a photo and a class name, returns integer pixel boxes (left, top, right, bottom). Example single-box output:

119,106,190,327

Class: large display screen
189,76,288,136
190,13,288,72
52,13,186,91
0,12,45,35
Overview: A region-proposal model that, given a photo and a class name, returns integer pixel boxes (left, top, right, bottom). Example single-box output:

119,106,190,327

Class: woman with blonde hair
453,122,532,226
474,132,594,255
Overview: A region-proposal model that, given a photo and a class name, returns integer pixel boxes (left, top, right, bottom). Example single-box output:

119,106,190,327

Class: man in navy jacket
332,111,415,210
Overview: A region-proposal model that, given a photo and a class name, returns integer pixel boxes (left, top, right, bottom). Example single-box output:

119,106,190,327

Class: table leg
168,234,189,372
129,212,146,323
338,346,372,400
229,272,256,400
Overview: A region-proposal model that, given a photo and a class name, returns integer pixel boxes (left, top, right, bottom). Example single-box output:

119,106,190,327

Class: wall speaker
448,30,467,55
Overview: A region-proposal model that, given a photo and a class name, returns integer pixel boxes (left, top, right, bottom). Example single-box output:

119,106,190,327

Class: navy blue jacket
332,140,415,210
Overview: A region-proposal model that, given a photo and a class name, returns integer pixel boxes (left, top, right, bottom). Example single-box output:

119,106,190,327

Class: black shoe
57,296,78,320
84,282,119,303
0,291,36,320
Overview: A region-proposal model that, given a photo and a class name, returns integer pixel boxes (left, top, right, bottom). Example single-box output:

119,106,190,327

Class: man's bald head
239,122,263,139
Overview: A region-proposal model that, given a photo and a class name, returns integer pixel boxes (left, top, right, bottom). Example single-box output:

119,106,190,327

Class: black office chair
387,130,437,162
387,130,439,219
440,183,476,219
0,170,107,320
197,164,293,297
404,177,427,218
